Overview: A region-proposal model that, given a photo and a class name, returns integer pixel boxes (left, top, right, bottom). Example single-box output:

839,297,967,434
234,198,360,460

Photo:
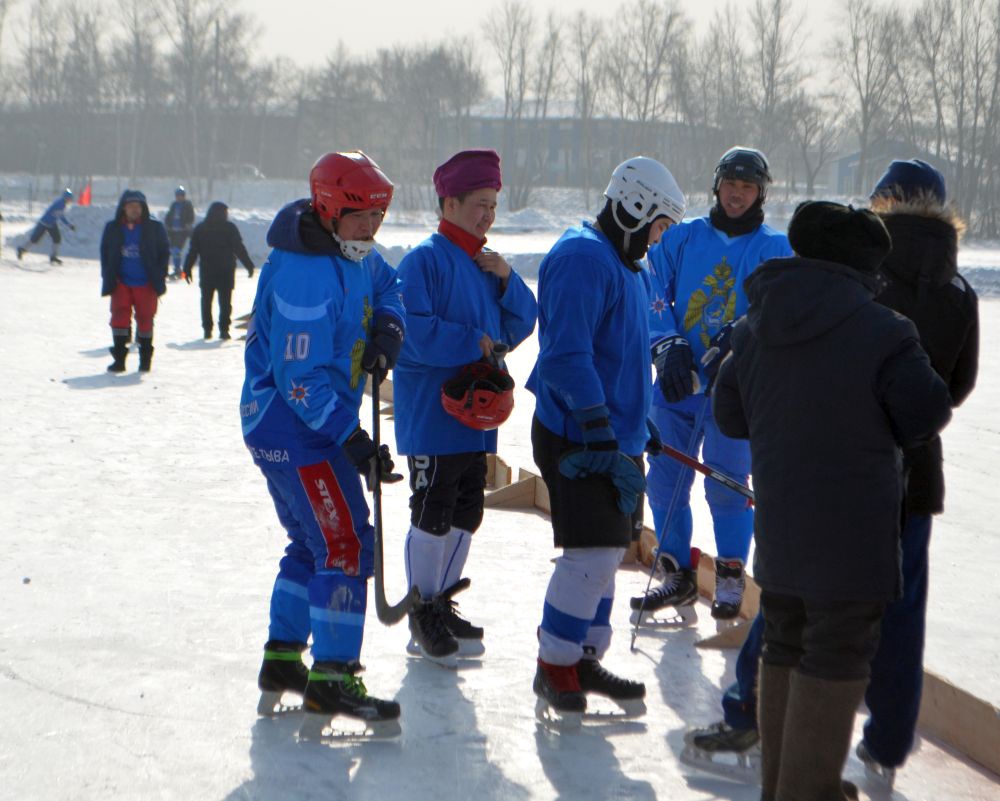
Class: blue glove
645,417,663,455
701,322,735,395
361,314,404,383
559,406,646,515
652,335,700,403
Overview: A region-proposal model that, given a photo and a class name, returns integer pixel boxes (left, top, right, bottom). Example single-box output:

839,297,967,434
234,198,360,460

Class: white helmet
604,156,686,233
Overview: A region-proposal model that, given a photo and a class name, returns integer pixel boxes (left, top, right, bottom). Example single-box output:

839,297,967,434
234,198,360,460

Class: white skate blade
534,697,582,731
679,741,761,784
256,689,303,717
584,696,647,719
405,639,459,669
407,636,484,659
712,616,741,632
862,761,896,790
297,711,402,741
629,603,698,627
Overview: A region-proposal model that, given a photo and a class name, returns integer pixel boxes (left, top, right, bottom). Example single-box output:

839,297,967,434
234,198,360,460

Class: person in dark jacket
166,186,196,278
182,201,255,340
100,189,170,373
712,200,953,801
854,159,979,782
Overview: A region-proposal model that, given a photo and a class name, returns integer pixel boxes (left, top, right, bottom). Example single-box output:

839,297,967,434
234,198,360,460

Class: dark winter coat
875,200,979,515
183,202,255,289
166,198,195,233
100,190,170,297
712,257,952,603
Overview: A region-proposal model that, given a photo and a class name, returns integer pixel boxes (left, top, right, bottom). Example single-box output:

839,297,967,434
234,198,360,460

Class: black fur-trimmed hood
875,198,965,290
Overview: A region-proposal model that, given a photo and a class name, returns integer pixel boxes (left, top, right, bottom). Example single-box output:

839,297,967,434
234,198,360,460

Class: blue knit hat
870,159,946,203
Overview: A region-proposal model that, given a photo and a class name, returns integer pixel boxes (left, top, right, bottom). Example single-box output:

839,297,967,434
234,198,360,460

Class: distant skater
18,189,76,264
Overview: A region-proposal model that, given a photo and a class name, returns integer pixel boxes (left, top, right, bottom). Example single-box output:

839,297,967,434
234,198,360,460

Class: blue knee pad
309,571,368,663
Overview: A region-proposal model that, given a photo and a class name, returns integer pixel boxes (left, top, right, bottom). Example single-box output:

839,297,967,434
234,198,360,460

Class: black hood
266,198,340,255
877,199,964,290
745,256,878,347
204,201,229,226
115,189,151,223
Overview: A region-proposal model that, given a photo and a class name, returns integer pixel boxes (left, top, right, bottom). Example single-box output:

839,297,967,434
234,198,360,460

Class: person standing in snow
165,186,195,279
99,189,170,373
528,156,685,720
182,201,255,340
632,147,792,623
712,200,953,801
18,188,76,264
241,151,406,735
392,149,537,666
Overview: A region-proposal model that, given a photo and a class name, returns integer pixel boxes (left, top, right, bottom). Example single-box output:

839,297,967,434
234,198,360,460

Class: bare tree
747,0,804,157
563,11,604,204
789,91,841,195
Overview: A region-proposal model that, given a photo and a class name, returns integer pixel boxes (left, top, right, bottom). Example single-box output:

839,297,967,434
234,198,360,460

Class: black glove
182,270,192,285
701,322,735,395
652,335,700,403
361,314,404,382
342,427,403,491
68,223,77,232
247,264,255,279
645,417,664,455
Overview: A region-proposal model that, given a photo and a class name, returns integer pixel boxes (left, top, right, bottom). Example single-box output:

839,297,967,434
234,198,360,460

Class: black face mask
710,198,765,237
596,201,651,271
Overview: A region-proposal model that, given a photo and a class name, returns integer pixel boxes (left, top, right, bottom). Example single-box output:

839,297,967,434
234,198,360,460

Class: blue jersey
393,232,537,456
240,201,404,458
528,223,653,457
38,197,70,229
647,217,791,406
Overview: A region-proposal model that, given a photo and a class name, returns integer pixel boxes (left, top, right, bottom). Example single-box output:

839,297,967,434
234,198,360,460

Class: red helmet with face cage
309,150,394,222
441,362,515,431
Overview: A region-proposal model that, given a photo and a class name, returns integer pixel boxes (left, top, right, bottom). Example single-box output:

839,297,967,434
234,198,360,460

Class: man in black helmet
633,147,791,624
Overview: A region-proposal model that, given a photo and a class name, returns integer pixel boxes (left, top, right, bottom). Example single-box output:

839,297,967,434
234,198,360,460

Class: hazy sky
238,0,836,69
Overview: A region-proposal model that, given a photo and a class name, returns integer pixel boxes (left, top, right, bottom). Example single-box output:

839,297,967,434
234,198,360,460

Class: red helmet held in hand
309,151,394,223
441,362,515,431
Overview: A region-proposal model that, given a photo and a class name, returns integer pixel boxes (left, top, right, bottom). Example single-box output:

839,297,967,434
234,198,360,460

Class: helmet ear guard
713,146,772,200
441,362,515,431
604,156,686,231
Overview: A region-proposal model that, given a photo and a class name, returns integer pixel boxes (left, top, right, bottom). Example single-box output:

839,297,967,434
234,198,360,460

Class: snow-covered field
1,197,998,799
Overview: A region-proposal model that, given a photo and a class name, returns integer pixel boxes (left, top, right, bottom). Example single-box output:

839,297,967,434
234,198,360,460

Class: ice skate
711,558,745,623
407,598,459,668
856,741,896,790
16,246,25,260
680,720,761,783
256,640,309,716
298,661,401,740
629,553,698,626
49,255,62,265
577,649,646,718
533,659,585,729
433,578,485,657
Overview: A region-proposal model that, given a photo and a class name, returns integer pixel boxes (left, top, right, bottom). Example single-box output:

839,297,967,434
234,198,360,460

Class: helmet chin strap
331,230,375,262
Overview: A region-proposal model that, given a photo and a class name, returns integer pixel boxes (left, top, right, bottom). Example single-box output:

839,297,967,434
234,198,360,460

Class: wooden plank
919,670,1000,777
696,617,753,650
486,453,513,489
484,477,538,509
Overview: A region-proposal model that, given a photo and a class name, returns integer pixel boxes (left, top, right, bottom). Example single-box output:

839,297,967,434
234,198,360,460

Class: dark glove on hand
69,223,77,232
247,264,255,278
183,271,192,285
701,322,735,395
645,417,664,455
343,427,403,491
361,314,404,382
652,335,700,403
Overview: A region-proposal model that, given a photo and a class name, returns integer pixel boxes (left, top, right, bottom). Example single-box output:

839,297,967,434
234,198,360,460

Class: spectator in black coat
166,186,196,278
712,201,953,801
182,201,255,340
855,160,979,779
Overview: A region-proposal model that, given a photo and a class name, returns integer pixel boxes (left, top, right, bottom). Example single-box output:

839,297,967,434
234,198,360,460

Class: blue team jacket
393,232,537,456
528,223,653,457
240,200,405,459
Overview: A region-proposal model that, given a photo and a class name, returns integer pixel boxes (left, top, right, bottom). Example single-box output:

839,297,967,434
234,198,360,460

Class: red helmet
441,362,515,431
309,150,394,222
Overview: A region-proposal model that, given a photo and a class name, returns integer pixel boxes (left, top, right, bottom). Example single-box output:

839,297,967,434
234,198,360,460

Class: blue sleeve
398,250,483,367
268,280,358,446
647,229,684,342
537,254,608,410
370,251,405,327
499,271,538,349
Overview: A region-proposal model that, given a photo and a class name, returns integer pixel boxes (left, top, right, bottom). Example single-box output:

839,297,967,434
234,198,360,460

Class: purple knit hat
433,149,502,198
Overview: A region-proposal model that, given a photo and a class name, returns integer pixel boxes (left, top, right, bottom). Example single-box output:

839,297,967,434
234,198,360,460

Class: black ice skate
298,661,401,739
577,648,646,717
533,659,586,728
256,640,308,716
711,558,745,622
49,255,63,265
630,553,698,625
680,720,761,782
16,246,25,260
434,578,485,657
856,741,896,790
407,598,459,668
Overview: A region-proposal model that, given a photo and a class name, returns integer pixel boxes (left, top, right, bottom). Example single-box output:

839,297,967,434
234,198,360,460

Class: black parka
875,200,979,515
713,257,953,602
183,202,254,289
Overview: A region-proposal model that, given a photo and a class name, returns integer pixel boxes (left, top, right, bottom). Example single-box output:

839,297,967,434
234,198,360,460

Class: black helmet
713,147,772,201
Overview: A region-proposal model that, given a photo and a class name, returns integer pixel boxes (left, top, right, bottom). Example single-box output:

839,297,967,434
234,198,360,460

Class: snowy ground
1,214,998,800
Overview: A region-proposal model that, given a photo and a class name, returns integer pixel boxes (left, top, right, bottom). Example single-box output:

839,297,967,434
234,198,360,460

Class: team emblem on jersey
649,293,668,318
683,258,737,348
350,297,374,389
288,380,310,406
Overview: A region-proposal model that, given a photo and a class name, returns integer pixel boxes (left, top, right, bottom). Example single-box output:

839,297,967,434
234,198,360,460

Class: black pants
200,279,233,335
29,223,59,245
760,590,884,682
407,452,487,535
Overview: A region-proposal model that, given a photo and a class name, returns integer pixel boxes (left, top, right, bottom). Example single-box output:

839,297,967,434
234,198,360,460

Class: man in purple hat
392,149,538,666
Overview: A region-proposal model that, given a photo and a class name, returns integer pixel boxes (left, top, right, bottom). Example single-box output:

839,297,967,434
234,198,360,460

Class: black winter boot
107,334,129,373
138,337,154,372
